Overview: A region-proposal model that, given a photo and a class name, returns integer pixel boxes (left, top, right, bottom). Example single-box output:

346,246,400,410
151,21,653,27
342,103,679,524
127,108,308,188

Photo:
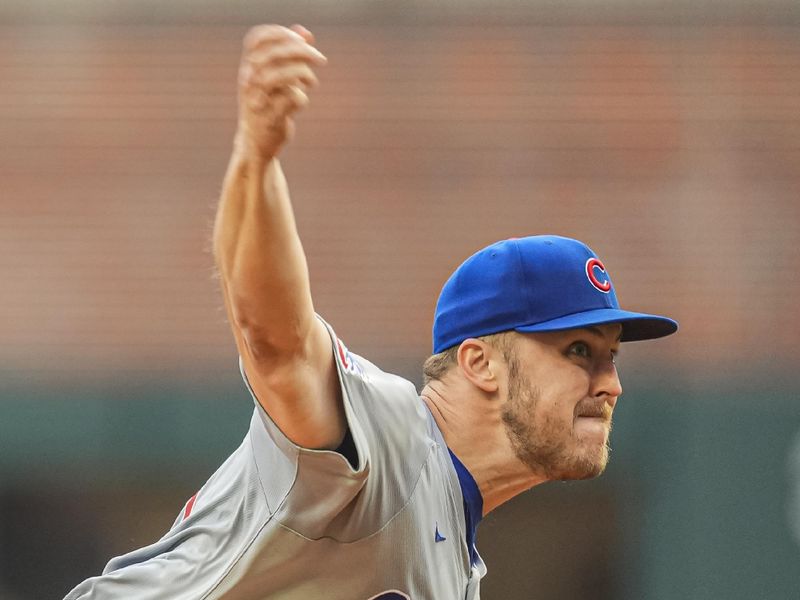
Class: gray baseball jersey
64,319,487,599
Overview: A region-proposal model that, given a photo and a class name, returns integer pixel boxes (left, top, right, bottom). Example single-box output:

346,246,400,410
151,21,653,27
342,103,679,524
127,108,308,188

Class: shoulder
319,318,423,426
333,339,425,436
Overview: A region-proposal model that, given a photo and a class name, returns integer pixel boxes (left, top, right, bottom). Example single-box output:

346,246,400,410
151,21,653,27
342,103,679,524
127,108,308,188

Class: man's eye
569,342,591,358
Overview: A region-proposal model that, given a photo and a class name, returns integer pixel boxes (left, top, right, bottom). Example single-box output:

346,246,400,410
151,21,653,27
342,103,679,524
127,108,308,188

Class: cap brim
514,308,678,342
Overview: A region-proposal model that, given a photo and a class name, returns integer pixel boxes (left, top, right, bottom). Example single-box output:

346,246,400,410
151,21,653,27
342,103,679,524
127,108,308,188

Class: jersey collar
447,448,483,566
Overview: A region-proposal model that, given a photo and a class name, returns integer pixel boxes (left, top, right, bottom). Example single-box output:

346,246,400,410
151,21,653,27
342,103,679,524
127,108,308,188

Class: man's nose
592,360,622,404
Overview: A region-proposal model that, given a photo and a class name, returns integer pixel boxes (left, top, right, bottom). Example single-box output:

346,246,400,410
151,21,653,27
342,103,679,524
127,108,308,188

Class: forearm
209,24,343,449
213,147,315,356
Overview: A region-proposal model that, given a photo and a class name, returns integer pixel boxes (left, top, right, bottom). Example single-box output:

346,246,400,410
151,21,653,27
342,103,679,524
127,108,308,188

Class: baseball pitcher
65,24,677,600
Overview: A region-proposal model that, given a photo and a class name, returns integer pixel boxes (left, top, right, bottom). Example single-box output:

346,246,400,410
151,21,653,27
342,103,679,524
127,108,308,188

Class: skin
216,23,623,517
421,323,623,516
214,24,346,451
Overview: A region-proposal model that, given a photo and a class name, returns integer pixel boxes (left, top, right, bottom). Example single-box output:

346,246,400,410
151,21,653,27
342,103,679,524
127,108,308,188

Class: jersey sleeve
240,316,434,542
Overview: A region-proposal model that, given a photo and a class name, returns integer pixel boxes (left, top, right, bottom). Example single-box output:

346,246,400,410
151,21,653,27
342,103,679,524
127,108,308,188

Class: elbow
230,297,309,362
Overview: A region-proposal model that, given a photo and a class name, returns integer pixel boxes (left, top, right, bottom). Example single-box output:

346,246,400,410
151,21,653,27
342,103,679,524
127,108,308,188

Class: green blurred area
2,372,798,599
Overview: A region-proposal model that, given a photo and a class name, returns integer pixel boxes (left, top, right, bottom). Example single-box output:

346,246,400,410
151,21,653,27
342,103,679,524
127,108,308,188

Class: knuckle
243,26,266,49
243,24,289,50
260,71,281,92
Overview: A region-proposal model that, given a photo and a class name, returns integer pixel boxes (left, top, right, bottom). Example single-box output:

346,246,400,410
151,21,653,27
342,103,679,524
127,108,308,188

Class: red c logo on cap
586,258,612,293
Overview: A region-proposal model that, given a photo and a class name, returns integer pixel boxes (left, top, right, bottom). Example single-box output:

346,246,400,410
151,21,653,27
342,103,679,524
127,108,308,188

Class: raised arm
213,25,345,450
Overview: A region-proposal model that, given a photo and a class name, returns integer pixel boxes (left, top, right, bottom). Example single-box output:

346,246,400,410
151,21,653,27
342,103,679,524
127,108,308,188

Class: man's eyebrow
584,326,623,343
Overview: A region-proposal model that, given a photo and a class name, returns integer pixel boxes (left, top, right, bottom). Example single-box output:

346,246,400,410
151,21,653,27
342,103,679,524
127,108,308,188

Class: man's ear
456,339,500,393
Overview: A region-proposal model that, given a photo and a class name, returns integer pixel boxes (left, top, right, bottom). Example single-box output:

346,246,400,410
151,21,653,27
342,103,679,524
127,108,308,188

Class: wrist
233,129,279,165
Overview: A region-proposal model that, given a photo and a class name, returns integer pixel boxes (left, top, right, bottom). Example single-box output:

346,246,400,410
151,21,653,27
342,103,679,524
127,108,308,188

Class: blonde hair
422,331,515,386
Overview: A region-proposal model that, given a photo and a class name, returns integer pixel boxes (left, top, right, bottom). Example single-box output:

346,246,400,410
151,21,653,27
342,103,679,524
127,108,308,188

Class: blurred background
1,1,799,598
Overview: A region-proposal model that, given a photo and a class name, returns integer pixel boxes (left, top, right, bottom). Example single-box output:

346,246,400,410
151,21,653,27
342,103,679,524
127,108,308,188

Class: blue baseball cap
432,235,677,353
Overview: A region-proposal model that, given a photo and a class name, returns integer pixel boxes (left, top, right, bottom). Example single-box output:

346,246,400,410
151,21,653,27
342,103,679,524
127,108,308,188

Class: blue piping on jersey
447,449,483,567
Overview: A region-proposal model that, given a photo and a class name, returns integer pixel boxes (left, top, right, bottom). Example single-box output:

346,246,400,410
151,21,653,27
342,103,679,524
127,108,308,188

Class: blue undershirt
447,449,483,566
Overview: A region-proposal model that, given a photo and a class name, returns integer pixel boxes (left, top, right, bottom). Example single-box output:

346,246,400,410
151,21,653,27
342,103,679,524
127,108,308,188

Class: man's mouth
575,402,611,420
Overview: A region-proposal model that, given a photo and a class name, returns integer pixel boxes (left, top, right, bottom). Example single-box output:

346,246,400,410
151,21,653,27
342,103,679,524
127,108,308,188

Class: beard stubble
500,352,611,481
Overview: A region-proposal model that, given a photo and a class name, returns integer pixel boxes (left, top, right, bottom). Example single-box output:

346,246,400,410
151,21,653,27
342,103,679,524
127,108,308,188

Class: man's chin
550,465,603,481
547,449,610,481
561,464,606,481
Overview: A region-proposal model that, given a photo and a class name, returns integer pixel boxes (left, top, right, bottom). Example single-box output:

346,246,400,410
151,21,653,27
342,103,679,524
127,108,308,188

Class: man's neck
420,383,547,516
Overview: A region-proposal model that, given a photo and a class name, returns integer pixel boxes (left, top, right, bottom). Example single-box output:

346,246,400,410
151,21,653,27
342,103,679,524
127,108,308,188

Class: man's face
500,323,623,481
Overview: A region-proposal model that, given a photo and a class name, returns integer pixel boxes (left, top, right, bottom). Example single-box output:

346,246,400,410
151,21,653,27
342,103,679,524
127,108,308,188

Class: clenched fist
236,24,327,158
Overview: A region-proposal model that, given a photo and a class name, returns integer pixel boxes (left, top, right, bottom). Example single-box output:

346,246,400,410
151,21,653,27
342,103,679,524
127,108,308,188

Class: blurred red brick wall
1,23,798,384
